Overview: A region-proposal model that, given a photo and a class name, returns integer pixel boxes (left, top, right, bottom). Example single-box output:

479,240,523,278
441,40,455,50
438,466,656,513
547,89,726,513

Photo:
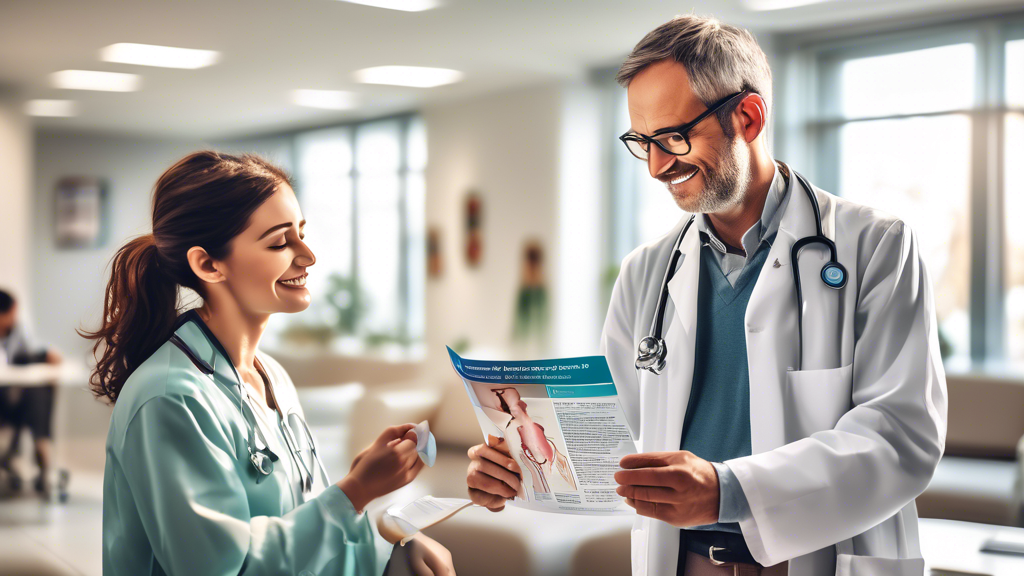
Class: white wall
31,133,206,359
29,133,207,468
420,83,562,381
0,87,33,314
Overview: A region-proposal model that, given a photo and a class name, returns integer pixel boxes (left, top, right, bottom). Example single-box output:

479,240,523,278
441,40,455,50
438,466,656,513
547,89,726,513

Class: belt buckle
709,546,728,566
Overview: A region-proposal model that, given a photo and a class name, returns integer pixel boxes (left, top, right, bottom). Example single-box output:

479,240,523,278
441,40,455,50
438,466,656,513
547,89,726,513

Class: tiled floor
0,470,103,576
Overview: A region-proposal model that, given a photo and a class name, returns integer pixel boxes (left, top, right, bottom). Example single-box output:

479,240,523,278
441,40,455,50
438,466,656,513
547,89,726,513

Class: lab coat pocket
784,363,853,441
835,554,924,576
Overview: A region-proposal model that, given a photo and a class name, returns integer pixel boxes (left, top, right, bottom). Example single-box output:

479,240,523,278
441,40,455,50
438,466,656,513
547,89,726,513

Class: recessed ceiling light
24,100,78,117
100,43,220,69
353,66,462,88
292,89,358,110
334,0,439,12
50,70,141,92
742,0,836,10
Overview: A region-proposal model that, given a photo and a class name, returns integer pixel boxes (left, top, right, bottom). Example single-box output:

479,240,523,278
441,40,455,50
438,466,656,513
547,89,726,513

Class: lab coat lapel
666,220,701,336
657,222,700,453
744,164,818,454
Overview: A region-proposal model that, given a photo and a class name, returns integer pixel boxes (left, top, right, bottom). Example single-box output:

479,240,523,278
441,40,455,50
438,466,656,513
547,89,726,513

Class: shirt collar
695,161,789,256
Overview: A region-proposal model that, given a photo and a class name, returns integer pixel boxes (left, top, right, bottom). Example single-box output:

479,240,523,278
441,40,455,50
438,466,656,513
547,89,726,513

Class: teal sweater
680,241,771,535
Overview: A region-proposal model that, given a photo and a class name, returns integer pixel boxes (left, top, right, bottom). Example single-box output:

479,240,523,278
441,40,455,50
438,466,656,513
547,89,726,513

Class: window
1004,38,1024,363
265,115,425,357
821,43,976,360
803,16,1024,368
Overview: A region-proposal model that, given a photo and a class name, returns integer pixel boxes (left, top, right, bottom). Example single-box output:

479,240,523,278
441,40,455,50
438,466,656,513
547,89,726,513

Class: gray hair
617,15,773,138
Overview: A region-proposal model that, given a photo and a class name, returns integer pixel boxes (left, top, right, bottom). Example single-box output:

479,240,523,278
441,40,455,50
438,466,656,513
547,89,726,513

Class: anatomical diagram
490,387,576,495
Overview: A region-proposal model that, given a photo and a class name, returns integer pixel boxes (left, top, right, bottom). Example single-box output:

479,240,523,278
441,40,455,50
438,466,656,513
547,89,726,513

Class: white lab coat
600,165,947,576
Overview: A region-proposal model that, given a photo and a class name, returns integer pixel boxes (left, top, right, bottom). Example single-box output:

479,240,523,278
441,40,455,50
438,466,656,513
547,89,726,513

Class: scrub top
102,310,376,576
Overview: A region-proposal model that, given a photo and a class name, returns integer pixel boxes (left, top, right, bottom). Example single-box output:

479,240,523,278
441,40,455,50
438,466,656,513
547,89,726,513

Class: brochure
447,347,637,515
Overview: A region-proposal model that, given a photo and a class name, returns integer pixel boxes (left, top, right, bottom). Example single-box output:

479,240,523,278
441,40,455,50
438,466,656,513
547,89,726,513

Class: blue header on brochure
446,346,614,385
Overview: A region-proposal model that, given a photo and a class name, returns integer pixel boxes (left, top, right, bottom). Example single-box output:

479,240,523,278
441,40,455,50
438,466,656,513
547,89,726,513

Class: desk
0,363,86,388
922,518,1024,575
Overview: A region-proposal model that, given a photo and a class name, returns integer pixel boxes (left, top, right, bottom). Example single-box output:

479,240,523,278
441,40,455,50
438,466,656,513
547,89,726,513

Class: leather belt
683,530,759,567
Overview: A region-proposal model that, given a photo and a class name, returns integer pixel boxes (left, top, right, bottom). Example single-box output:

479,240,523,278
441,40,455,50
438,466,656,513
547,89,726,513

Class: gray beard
679,136,752,214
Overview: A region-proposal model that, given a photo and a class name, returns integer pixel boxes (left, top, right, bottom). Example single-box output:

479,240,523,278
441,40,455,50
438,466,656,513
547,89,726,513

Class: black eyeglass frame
618,90,750,160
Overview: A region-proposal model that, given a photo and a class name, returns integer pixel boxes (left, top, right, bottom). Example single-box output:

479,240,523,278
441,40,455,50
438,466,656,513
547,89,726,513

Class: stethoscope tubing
169,313,328,494
636,166,844,375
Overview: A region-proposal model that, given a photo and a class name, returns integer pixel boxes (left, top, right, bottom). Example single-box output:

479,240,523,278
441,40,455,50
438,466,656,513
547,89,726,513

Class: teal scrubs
102,310,376,576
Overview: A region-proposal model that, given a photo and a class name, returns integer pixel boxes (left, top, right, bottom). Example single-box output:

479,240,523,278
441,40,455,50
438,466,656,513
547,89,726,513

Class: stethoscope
239,380,330,494
169,311,330,494
635,167,847,376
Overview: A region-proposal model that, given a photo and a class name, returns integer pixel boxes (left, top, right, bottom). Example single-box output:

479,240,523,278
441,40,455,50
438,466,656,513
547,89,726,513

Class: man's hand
613,451,720,527
466,437,522,512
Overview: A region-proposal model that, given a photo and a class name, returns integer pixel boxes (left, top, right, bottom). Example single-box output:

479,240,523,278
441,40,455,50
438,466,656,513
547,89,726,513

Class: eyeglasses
619,91,749,161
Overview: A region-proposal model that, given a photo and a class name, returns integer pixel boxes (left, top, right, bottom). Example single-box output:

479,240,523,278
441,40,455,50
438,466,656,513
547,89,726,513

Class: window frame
787,11,1024,368
286,112,425,353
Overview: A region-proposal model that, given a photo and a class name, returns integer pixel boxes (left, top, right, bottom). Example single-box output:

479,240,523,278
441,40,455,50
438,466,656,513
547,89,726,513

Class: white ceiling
0,0,1018,139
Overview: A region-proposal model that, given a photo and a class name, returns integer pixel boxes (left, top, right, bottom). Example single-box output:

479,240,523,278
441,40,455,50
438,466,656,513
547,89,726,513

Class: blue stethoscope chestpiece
821,262,847,289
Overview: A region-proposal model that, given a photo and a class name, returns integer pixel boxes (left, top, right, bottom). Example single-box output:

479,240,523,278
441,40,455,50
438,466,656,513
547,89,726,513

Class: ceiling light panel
100,43,221,69
334,0,439,12
742,0,837,10
24,100,78,117
292,89,358,109
50,70,141,92
353,66,463,88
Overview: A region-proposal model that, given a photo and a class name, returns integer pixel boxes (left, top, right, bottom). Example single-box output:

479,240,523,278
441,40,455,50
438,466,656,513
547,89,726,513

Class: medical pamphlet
447,347,637,515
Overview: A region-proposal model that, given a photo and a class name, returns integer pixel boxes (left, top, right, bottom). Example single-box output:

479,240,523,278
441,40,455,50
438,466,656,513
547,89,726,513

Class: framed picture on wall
55,177,107,249
465,192,482,267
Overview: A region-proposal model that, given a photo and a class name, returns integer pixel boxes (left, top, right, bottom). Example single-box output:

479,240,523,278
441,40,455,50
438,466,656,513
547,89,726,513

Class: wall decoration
513,239,549,347
465,192,483,267
427,227,443,278
55,177,107,248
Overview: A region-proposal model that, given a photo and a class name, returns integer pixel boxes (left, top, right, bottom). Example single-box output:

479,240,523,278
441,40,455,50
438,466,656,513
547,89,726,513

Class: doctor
467,15,947,576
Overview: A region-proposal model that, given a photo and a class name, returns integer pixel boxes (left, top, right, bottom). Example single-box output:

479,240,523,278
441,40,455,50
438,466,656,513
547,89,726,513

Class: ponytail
80,150,289,404
80,234,178,403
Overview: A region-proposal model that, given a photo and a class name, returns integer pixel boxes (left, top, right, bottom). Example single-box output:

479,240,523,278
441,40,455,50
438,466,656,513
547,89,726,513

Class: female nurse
82,151,454,576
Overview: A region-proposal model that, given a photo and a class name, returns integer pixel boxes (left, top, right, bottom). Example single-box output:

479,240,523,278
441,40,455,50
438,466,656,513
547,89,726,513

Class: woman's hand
338,424,425,512
393,534,456,576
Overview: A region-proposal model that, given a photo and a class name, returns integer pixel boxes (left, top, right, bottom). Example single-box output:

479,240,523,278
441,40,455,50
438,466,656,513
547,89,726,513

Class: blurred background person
0,288,62,498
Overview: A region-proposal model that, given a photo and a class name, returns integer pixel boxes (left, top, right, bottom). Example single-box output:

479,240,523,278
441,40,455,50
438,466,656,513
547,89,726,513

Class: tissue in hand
412,420,437,467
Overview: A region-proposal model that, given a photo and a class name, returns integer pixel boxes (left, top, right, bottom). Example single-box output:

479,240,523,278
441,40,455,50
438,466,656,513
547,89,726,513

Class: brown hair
80,151,290,403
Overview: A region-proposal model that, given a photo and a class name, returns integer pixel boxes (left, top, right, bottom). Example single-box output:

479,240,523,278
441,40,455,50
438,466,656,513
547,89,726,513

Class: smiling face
627,59,752,214
215,185,316,315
